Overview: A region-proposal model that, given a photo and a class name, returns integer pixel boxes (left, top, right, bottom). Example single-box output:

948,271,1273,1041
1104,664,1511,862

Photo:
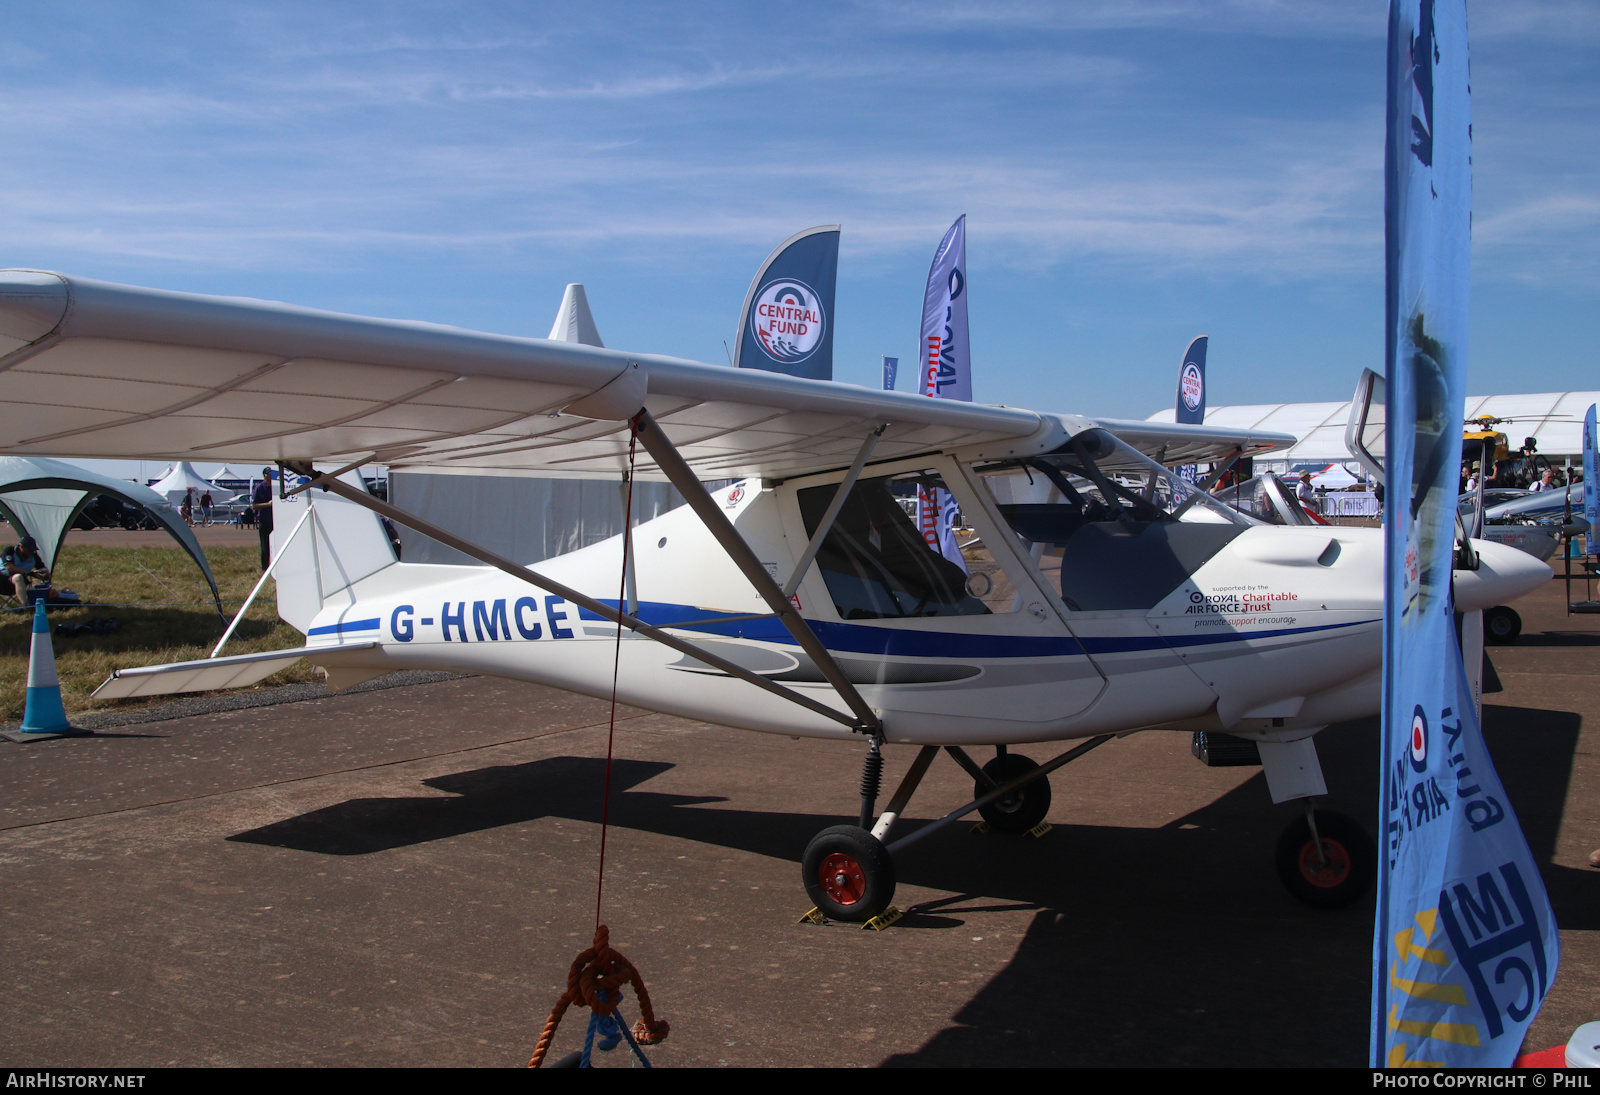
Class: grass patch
0,542,313,720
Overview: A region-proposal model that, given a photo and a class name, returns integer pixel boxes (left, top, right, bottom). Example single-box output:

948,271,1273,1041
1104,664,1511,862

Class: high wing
0,271,1292,473
1074,416,1294,467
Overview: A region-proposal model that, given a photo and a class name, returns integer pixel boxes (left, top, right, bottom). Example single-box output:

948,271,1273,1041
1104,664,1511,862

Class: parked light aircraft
0,270,1551,920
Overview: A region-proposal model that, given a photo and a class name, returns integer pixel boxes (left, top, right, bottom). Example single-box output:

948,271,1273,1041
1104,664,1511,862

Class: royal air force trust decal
751,280,825,366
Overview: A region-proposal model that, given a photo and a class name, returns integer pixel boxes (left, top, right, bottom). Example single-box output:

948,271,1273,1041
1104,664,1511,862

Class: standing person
251,468,275,570
200,489,213,525
180,489,193,526
1530,468,1555,493
1295,471,1320,515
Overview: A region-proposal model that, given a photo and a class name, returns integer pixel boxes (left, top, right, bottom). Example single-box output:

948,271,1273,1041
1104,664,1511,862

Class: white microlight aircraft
0,270,1550,921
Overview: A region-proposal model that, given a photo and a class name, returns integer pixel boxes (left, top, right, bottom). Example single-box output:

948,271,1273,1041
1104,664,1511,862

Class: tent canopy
1147,391,1600,464
0,455,221,610
150,461,218,504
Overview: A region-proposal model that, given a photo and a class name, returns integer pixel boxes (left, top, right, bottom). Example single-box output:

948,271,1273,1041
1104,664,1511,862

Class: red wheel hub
1298,838,1351,888
818,852,866,905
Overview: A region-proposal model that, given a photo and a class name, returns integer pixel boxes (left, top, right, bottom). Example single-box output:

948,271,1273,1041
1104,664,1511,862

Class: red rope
595,420,639,929
527,924,670,1067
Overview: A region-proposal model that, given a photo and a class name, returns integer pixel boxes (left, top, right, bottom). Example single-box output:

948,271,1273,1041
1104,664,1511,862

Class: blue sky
3,0,1596,452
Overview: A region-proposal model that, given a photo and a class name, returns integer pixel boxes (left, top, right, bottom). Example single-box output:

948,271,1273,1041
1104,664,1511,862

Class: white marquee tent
150,461,219,506
1146,391,1600,468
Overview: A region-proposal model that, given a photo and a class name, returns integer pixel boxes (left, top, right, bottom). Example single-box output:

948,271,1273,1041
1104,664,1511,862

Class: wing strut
632,410,882,734
1169,447,1243,521
210,504,314,658
283,460,868,732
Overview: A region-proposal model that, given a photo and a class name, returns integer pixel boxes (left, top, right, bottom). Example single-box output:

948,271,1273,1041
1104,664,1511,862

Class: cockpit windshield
976,428,1254,612
1212,473,1321,526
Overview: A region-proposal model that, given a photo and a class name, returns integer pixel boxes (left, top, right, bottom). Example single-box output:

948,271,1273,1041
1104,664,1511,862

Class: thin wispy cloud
1,0,1594,410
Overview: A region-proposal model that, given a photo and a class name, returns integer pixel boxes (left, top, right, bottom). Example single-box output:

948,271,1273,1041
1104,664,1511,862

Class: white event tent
149,461,219,506
1146,391,1600,470
0,455,222,610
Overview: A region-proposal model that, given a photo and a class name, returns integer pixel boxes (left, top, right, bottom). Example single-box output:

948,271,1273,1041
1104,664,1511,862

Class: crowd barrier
1324,492,1381,517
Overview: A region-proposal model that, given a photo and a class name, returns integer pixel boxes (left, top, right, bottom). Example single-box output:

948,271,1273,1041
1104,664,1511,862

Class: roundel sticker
1409,705,1429,772
751,280,825,364
1180,361,1204,411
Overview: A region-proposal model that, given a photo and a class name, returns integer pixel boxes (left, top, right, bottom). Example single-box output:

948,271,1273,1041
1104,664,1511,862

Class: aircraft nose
1455,538,1552,613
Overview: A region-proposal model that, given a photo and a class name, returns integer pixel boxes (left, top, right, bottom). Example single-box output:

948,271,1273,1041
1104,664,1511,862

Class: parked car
72,495,158,531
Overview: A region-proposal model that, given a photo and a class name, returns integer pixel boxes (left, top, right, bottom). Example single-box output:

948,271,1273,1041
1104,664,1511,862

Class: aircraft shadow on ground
1504,631,1600,647
227,709,1593,1067
878,708,1594,1066
228,708,1593,929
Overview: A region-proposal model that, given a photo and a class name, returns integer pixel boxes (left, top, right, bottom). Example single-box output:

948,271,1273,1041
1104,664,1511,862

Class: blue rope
578,991,652,1069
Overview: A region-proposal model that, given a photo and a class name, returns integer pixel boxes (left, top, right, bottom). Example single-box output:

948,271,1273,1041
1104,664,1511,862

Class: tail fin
547,283,605,347
270,469,397,633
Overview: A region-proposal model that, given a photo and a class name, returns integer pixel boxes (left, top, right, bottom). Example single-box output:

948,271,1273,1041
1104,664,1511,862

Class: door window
797,469,1007,619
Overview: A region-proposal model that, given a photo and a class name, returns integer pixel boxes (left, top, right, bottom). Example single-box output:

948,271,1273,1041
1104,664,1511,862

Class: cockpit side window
977,429,1250,612
797,469,994,620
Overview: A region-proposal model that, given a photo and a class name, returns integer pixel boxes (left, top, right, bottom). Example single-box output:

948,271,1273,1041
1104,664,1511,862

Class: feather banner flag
1174,334,1208,482
1583,403,1596,557
733,226,840,381
917,216,970,571
1174,335,1208,426
1372,0,1559,1068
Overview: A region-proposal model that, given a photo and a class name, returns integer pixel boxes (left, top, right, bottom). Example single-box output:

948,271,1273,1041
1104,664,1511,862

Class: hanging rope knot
528,925,669,1067
526,434,671,1068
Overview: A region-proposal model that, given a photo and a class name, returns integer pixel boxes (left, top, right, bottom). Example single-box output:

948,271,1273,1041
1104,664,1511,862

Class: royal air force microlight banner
733,225,840,382
917,215,970,572
1373,0,1558,1068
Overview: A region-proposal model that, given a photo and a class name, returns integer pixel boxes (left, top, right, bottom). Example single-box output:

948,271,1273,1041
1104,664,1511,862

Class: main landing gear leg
799,736,1113,924
802,735,901,924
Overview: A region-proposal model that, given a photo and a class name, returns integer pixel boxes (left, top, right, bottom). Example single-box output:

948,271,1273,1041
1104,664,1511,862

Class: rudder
269,469,398,633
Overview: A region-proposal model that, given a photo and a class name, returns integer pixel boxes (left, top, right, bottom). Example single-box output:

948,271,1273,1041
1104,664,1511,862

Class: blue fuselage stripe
308,618,381,636
572,599,1375,660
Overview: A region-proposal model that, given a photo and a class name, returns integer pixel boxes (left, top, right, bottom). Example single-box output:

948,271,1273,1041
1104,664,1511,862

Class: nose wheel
1274,809,1375,908
1484,605,1522,644
801,825,896,922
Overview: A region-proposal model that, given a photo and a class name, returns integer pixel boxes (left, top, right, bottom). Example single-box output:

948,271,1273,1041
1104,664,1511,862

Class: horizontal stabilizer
92,642,379,700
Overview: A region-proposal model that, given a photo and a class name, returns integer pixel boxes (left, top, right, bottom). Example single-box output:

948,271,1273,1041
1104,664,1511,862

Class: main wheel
1275,810,1375,909
976,754,1051,834
801,825,896,922
1484,605,1522,645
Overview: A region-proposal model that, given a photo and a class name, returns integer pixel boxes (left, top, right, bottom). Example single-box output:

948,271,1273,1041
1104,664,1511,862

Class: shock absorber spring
858,737,884,829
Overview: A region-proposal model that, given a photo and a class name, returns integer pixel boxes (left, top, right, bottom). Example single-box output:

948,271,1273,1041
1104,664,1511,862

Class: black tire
801,825,896,922
976,754,1051,834
1484,606,1521,645
1274,810,1375,909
